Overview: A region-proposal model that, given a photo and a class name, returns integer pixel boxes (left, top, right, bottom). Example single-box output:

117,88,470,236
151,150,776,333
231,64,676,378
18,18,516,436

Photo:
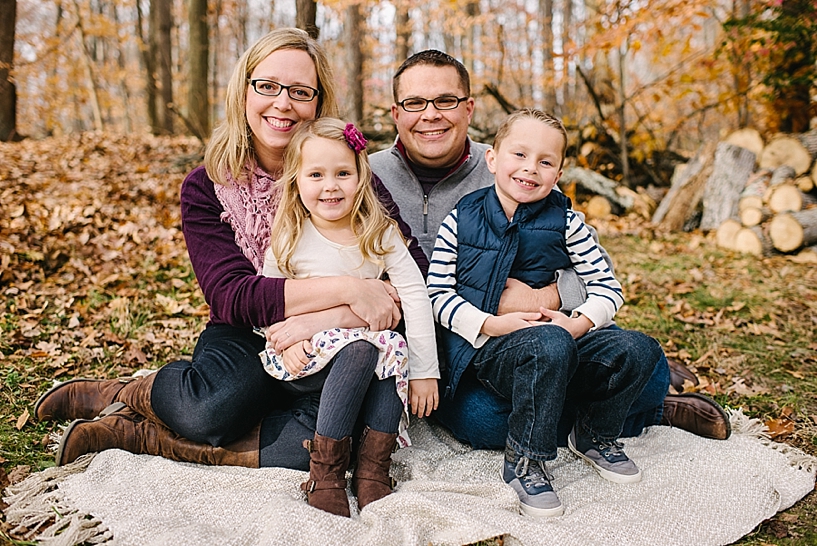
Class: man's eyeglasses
397,95,468,112
249,79,319,102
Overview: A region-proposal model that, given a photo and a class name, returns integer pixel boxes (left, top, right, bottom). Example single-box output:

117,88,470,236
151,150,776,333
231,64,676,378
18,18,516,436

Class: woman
34,29,428,512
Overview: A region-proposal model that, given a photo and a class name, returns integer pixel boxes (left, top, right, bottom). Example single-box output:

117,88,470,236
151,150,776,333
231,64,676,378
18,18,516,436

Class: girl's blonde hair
204,28,340,185
270,118,400,278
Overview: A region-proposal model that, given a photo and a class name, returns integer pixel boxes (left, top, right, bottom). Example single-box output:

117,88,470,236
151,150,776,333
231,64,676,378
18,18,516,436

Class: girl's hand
267,308,362,352
282,340,313,376
349,278,401,331
539,308,593,339
480,312,544,337
409,378,439,418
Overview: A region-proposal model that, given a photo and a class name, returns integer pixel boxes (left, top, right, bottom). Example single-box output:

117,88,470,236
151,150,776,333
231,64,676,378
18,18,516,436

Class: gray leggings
259,340,403,469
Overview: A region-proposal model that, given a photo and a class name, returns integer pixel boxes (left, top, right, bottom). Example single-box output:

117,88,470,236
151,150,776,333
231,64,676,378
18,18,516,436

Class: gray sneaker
568,427,641,484
501,449,564,517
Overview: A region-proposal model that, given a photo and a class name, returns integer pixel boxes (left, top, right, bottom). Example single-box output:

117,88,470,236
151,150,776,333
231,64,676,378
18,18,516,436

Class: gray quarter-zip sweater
370,137,597,313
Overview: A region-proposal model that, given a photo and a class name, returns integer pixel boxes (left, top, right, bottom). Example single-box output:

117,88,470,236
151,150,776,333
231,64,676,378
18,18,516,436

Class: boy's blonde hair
492,109,568,169
204,28,340,186
269,118,399,278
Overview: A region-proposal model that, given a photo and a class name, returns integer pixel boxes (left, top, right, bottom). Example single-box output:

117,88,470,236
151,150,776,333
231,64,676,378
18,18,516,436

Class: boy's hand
540,308,593,339
409,378,439,418
282,340,313,376
481,312,544,337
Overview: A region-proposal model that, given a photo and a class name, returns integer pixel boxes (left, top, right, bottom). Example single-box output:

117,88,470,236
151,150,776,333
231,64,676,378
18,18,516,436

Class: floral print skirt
260,327,412,446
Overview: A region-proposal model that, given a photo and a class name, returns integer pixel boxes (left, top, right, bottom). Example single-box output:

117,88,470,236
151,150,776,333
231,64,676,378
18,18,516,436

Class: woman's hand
409,378,439,418
480,312,544,337
281,340,313,376
266,307,365,352
348,278,401,331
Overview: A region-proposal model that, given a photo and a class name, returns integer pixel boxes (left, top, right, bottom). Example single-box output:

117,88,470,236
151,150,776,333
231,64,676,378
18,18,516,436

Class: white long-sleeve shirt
427,207,623,348
264,220,439,380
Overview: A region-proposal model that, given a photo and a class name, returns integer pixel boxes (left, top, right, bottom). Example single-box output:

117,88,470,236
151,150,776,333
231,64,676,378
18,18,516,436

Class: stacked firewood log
651,128,817,259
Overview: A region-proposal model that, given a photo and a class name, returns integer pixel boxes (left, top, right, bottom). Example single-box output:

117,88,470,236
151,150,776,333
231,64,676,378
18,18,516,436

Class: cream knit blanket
4,410,816,546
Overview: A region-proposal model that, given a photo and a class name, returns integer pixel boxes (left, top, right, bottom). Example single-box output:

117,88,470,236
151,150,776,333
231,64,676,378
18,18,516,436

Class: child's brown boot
352,427,398,510
300,433,352,517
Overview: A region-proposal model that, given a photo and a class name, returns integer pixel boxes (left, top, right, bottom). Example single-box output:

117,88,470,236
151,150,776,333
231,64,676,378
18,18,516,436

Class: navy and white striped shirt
427,207,624,348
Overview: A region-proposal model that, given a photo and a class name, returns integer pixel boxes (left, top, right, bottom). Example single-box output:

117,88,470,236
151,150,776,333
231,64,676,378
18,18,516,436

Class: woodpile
653,128,817,256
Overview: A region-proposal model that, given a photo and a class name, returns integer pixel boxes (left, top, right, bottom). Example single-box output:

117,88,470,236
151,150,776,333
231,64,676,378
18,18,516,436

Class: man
370,49,730,446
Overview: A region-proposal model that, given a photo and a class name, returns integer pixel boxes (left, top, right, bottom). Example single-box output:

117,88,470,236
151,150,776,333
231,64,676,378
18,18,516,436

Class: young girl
260,118,439,516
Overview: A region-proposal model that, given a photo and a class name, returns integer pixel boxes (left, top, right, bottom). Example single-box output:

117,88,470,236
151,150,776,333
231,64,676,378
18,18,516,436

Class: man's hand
539,308,592,339
281,340,313,376
348,278,401,331
409,378,439,417
481,312,544,337
497,279,560,315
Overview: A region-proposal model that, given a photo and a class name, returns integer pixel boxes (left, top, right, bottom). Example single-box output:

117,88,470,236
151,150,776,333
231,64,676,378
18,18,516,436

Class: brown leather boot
667,358,699,393
35,377,141,422
112,373,166,426
56,403,260,467
352,427,398,510
661,393,731,440
300,433,352,517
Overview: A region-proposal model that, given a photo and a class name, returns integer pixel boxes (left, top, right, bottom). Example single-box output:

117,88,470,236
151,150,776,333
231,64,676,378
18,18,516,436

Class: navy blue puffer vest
441,186,572,397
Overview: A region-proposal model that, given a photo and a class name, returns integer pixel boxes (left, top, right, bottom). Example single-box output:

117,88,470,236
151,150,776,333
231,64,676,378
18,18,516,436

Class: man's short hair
392,50,471,102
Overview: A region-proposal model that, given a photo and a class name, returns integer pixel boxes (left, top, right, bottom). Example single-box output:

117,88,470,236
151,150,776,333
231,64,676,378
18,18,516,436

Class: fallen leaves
14,410,29,431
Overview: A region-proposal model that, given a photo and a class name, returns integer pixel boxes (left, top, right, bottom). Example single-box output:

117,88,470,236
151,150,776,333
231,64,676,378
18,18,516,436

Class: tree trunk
562,0,573,108
152,0,174,135
652,143,715,230
769,209,817,252
616,41,629,185
0,0,17,141
73,0,103,131
137,0,158,133
346,2,364,124
395,1,410,64
464,1,479,76
188,0,210,139
538,0,556,111
699,142,756,231
296,0,319,39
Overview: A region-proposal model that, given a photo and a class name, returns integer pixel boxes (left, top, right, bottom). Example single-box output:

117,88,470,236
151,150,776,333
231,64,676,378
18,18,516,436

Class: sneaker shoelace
596,439,628,462
514,457,554,488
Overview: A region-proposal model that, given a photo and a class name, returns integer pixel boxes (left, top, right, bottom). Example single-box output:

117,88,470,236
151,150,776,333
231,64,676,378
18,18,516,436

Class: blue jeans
439,325,664,457
151,325,401,470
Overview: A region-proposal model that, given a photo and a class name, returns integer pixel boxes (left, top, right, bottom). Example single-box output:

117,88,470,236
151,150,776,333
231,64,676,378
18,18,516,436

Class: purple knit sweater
180,165,429,327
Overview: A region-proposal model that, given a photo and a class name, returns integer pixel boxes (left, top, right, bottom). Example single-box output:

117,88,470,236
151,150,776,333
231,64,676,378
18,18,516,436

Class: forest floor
0,133,815,545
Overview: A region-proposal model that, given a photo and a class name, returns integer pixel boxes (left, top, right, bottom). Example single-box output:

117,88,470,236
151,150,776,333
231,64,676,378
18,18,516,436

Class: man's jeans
438,325,667,456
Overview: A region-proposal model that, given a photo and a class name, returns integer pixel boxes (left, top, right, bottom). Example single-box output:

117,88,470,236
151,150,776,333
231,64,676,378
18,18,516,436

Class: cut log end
734,226,772,256
759,136,812,175
769,209,817,253
715,218,742,251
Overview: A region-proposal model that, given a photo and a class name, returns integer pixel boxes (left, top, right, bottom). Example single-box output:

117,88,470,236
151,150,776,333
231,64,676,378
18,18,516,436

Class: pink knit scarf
213,167,279,273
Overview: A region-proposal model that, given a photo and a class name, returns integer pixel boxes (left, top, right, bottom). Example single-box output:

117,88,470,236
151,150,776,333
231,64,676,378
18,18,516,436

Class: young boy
427,109,661,517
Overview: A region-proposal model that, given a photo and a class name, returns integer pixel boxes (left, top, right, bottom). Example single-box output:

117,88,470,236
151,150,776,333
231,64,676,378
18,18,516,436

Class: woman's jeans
150,324,402,470
438,325,665,458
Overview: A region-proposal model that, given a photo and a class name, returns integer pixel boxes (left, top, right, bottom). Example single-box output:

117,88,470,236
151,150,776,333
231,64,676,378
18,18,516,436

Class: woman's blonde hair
270,118,400,278
204,28,340,185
